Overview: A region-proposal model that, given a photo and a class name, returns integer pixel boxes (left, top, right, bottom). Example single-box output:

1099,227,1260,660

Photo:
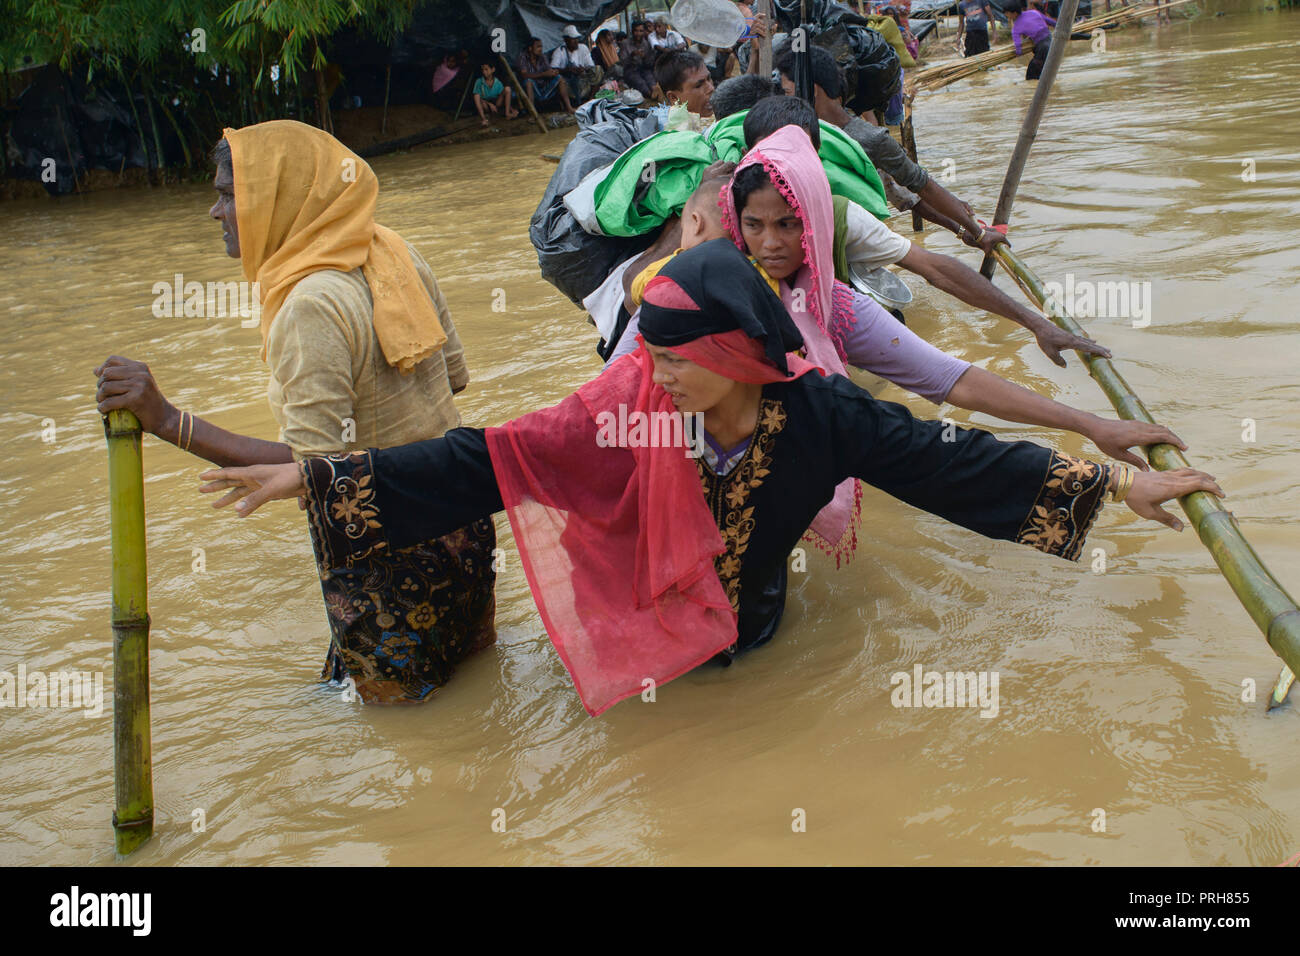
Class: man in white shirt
551,25,601,102
648,17,686,52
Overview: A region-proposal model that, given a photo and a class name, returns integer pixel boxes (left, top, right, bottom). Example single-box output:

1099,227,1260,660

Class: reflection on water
1,12,1296,865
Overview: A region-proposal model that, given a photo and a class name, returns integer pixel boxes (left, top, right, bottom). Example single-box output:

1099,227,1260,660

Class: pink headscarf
720,125,863,566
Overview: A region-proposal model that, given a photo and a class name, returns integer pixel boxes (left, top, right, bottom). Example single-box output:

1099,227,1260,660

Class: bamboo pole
381,63,391,135
978,0,1080,279
901,94,923,231
989,244,1300,689
452,65,473,122
758,0,774,77
104,409,153,855
499,54,549,135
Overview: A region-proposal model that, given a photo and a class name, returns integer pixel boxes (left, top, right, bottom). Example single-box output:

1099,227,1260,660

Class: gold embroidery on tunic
697,399,788,611
1016,452,1108,561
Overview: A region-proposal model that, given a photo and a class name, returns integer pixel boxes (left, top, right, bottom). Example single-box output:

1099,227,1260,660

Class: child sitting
472,63,518,126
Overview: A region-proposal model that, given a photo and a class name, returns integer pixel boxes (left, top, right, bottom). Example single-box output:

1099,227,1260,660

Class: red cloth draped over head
483,242,815,716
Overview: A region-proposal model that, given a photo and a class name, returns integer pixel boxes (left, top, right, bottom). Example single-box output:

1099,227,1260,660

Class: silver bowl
848,262,913,310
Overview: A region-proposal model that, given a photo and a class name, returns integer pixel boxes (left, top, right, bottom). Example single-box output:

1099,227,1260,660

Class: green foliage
0,0,422,173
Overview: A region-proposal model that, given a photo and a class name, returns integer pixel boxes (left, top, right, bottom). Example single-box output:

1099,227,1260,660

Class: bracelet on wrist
1108,464,1135,504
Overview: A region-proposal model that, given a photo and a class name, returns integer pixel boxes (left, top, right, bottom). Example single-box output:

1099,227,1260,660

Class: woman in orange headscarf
94,120,496,704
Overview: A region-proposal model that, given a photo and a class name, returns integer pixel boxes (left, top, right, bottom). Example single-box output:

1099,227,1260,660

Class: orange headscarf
223,120,446,372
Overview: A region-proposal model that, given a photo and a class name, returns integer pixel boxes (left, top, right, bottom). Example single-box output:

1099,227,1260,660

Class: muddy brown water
1,12,1296,865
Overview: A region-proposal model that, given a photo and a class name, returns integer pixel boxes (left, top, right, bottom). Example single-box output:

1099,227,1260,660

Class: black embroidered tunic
304,372,1111,656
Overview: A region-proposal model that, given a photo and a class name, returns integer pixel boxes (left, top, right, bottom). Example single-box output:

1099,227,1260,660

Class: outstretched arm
897,244,1110,366
839,292,1179,470
945,365,1186,471
827,376,1223,558
200,427,504,562
95,356,294,467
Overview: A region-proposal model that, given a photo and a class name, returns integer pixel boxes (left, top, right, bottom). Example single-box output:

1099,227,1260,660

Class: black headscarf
637,239,805,375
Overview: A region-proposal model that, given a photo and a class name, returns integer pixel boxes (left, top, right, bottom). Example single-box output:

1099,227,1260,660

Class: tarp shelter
329,1,643,110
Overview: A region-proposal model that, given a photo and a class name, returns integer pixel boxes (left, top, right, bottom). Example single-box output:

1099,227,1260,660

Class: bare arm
917,179,1007,255
897,244,1110,366
94,356,294,468
944,365,1187,469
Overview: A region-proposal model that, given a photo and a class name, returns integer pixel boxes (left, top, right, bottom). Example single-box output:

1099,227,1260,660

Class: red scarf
485,324,815,715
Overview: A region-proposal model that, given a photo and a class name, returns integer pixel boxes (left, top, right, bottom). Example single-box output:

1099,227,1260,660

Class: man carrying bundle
1006,0,1057,80
769,45,1007,256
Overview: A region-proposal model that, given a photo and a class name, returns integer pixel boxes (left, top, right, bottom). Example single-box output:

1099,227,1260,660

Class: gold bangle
181,411,195,452
1110,464,1135,504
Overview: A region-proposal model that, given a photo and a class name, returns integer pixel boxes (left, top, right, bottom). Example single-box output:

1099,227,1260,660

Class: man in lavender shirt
1007,0,1057,80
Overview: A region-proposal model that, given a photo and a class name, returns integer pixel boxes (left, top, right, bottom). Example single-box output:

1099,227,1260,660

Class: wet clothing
303,374,1111,711
1026,37,1052,80
224,119,497,703
300,241,1113,715
964,26,991,56
265,247,498,704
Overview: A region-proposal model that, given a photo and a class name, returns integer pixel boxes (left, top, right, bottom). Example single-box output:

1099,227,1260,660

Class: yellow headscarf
223,120,446,372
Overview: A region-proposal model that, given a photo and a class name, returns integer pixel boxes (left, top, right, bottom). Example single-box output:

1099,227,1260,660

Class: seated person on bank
472,62,518,126
517,36,575,113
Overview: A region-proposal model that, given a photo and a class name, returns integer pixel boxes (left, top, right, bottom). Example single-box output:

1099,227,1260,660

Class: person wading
94,119,497,704
198,241,1224,717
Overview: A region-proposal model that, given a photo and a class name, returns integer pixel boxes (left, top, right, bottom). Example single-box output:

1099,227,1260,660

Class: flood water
1,10,1296,866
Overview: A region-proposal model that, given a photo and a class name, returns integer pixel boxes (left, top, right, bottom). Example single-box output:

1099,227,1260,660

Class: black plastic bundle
528,100,661,306
772,0,902,113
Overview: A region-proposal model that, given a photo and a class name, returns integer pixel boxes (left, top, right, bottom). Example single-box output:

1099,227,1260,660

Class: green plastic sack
593,110,891,237
704,112,890,221
593,130,717,236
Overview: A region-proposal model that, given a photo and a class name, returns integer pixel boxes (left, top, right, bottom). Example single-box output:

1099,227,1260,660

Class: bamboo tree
990,244,1300,695
104,409,153,855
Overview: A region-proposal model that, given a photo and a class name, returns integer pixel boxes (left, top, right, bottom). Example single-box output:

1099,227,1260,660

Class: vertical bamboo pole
499,54,549,134
105,409,153,855
901,94,923,231
978,0,1080,278
452,65,473,121
381,63,391,135
758,0,774,76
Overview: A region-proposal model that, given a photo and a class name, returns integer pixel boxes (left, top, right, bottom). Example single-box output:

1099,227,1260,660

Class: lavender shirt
1013,10,1055,55
604,289,970,405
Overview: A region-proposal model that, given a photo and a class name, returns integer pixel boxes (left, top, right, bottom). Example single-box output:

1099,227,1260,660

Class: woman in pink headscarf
720,125,1186,565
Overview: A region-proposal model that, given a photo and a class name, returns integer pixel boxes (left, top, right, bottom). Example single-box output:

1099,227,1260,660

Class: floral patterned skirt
311,517,498,704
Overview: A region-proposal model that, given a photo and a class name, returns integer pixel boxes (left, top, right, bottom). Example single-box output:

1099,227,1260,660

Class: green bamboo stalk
104,409,153,854
992,244,1300,688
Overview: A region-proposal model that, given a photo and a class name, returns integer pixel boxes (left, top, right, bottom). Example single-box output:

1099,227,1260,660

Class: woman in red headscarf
198,240,1223,717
